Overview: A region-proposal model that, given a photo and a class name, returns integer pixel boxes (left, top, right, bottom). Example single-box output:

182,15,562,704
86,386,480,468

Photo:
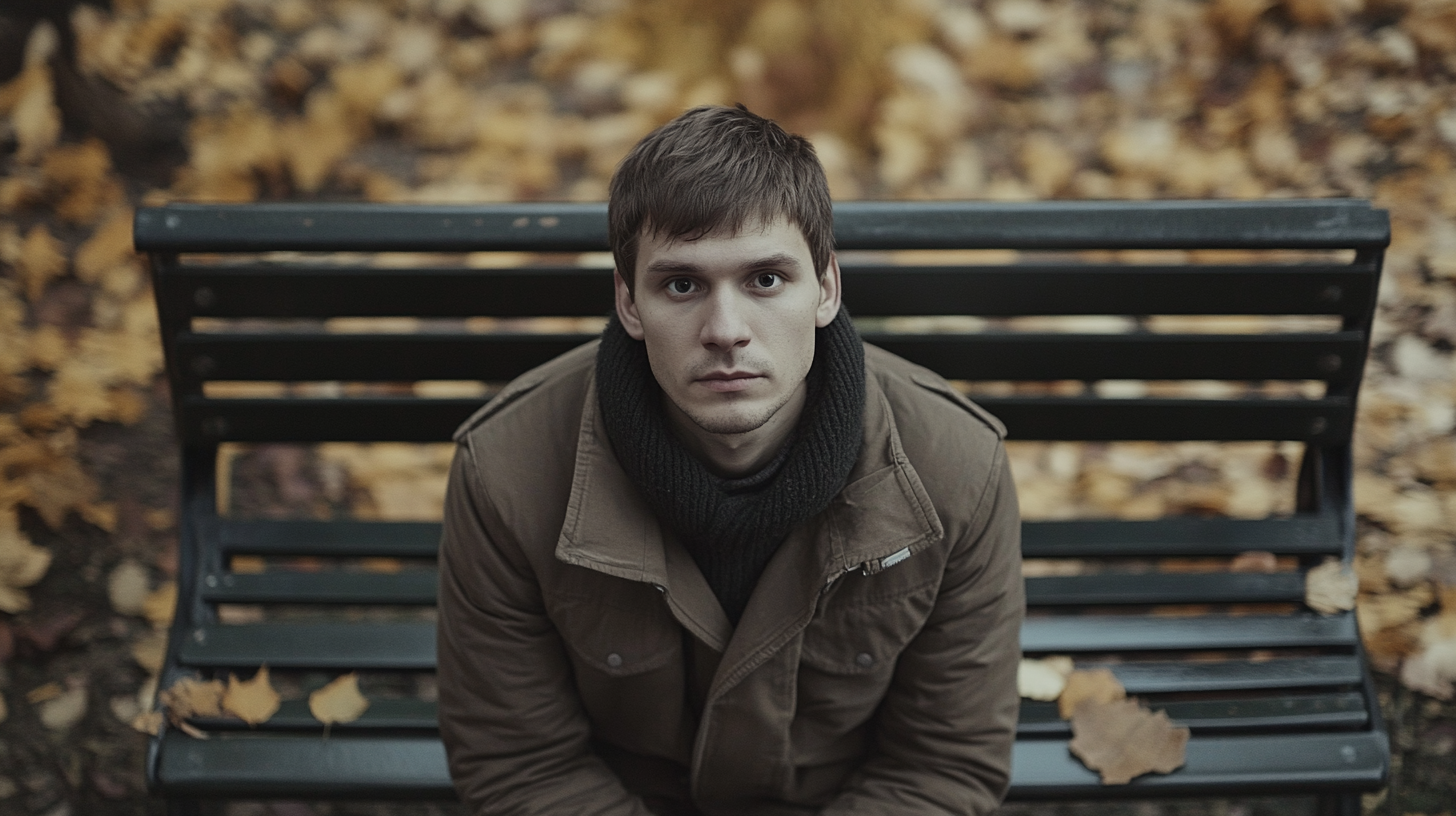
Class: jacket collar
555,359,945,648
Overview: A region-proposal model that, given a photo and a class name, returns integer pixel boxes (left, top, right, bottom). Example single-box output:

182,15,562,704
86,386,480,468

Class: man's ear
815,253,843,328
614,269,646,340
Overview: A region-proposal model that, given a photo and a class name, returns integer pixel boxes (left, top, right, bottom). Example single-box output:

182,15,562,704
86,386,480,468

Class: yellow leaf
142,582,177,630
1306,557,1358,615
74,209,137,285
160,676,225,719
1058,668,1126,719
18,456,97,530
130,709,163,736
223,666,281,726
17,224,67,302
8,64,61,164
308,672,370,726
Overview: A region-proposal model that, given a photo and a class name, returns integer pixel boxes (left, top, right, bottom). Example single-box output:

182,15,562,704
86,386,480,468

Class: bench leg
1316,793,1360,816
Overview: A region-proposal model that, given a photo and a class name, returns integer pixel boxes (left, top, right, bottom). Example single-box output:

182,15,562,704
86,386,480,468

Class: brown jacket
437,341,1022,816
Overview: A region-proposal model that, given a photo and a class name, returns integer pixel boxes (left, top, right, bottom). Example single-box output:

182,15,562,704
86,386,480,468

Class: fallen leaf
1068,698,1191,785
17,224,67,302
27,681,62,703
1058,668,1126,719
0,508,53,613
1018,656,1074,701
142,582,177,629
130,709,163,736
159,676,225,723
223,665,281,726
39,682,88,730
1306,557,1359,614
108,558,151,615
130,630,167,675
308,672,370,727
1230,551,1278,573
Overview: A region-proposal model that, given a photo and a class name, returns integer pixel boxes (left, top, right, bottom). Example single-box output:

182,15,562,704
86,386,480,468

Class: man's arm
437,443,653,816
821,445,1023,815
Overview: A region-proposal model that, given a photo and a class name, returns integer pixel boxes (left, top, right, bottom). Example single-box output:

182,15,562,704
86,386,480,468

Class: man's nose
700,289,751,350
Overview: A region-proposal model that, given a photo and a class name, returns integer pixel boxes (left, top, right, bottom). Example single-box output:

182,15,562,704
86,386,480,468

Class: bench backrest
137,199,1390,650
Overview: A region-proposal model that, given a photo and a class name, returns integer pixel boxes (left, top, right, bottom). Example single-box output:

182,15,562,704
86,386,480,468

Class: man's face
614,216,841,441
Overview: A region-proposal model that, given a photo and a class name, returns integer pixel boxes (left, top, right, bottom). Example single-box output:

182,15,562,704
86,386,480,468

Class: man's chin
685,410,773,437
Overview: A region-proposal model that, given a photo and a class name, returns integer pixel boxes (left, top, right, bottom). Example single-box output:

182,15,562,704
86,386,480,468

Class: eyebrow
642,253,804,277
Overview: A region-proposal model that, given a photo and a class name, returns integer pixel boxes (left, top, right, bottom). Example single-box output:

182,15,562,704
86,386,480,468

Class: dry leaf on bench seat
1306,557,1358,614
1058,668,1126,719
309,672,370,730
223,665,281,726
1069,698,1190,785
1018,656,1074,701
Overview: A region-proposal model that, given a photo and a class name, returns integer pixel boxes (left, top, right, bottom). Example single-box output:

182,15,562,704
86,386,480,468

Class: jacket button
606,653,623,668
855,652,874,668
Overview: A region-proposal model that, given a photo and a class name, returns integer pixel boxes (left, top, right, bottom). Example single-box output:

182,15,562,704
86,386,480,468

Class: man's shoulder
863,342,1007,442
452,339,599,446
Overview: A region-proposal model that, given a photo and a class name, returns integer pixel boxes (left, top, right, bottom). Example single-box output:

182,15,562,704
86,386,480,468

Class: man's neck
663,383,807,479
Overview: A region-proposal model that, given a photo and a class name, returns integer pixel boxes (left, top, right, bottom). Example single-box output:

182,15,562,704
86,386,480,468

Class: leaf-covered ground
1,0,1455,814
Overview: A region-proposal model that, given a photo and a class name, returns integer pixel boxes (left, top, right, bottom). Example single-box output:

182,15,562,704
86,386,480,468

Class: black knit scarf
595,311,866,625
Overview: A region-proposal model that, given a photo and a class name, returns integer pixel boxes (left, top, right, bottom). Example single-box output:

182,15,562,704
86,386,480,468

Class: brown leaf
1058,668,1126,719
17,224,68,302
8,64,61,164
130,709,163,736
0,508,53,613
74,210,137,285
1230,551,1278,573
223,665,281,726
159,676,225,723
308,672,370,726
1069,698,1191,784
1306,557,1358,614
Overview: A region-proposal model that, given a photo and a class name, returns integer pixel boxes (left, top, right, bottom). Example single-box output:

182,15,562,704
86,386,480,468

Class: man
437,105,1022,815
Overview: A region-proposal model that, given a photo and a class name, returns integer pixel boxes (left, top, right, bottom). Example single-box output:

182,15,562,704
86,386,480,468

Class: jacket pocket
792,580,937,756
548,585,687,757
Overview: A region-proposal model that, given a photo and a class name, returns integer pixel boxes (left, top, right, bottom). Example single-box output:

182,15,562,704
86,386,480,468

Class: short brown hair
608,105,833,294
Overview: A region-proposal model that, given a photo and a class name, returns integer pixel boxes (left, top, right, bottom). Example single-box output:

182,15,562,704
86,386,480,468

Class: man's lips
695,371,763,393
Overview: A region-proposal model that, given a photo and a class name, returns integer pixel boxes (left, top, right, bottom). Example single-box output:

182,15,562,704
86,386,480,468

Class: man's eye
669,279,695,295
755,273,780,288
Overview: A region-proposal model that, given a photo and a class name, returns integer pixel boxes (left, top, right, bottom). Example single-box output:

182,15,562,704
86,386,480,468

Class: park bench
136,199,1390,814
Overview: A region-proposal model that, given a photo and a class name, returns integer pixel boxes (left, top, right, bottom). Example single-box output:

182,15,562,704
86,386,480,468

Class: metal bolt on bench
137,199,1389,814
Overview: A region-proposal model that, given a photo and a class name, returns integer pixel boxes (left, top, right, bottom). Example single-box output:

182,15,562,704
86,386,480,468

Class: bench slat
1017,691,1368,735
202,571,438,605
179,623,436,670
179,614,1356,670
188,691,1367,736
1021,612,1357,653
1022,516,1340,558
178,396,1352,443
1008,730,1387,798
212,515,1339,560
177,332,1365,385
136,200,1390,253
220,519,442,557
1095,655,1364,694
152,729,1389,800
201,570,1306,607
1025,572,1306,606
157,263,1376,319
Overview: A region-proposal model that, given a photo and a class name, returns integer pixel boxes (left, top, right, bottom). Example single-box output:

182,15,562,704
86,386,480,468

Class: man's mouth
696,371,762,393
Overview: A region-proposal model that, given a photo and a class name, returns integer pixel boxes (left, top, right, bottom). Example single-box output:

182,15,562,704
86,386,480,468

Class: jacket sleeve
820,444,1023,816
437,441,654,816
